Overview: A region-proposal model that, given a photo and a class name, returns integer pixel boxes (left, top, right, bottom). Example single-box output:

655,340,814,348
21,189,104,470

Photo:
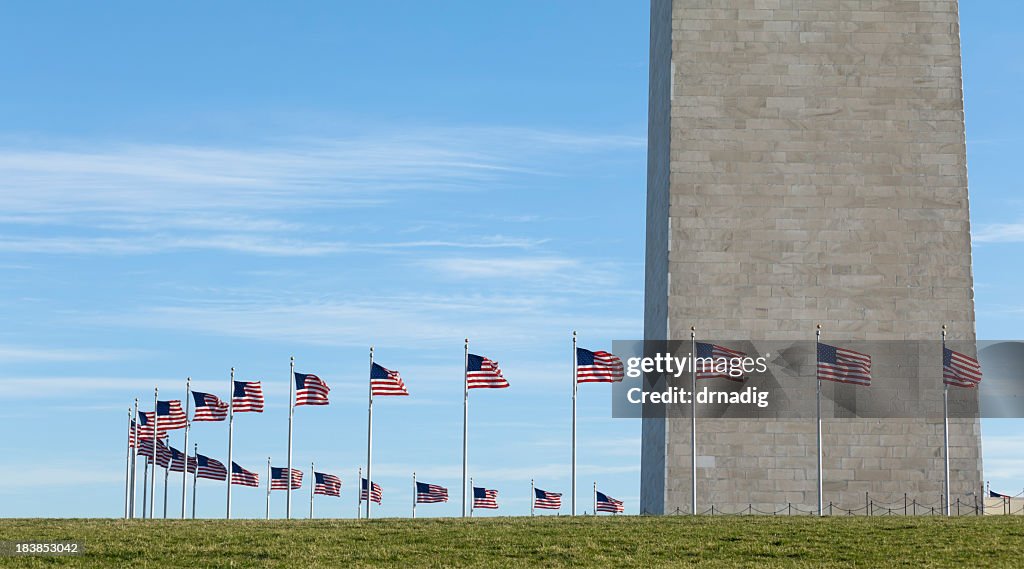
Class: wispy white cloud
0,344,147,362
87,294,639,351
0,376,220,398
974,222,1024,243
0,127,642,259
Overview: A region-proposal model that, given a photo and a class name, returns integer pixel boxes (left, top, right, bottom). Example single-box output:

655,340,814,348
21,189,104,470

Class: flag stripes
695,342,748,381
533,488,561,510
191,391,228,422
360,478,382,504
472,487,498,509
168,446,198,474
576,348,624,383
314,472,342,497
231,381,265,412
817,342,872,386
467,354,509,389
270,467,303,490
596,491,624,513
370,363,409,396
294,373,330,406
196,454,227,481
137,412,167,439
230,462,260,487
138,437,171,468
415,482,448,503
944,347,982,388
156,400,188,430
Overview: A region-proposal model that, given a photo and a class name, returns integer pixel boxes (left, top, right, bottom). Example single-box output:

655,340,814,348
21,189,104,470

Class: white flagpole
131,398,138,519
593,481,597,516
142,456,149,519
943,325,951,516
150,387,158,519
816,324,823,516
226,367,234,520
469,476,474,518
531,479,535,517
287,356,295,519
571,330,577,517
357,466,362,520
163,451,169,519
310,462,315,519
124,408,132,519
690,326,697,515
366,346,374,520
462,338,469,518
412,472,417,519
266,456,271,520
181,376,191,519
192,442,198,519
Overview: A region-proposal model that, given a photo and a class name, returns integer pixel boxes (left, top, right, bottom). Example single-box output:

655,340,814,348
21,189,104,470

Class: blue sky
0,1,1022,518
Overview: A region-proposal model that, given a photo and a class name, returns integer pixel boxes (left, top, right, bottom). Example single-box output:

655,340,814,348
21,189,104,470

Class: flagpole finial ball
942,324,947,330
816,324,822,330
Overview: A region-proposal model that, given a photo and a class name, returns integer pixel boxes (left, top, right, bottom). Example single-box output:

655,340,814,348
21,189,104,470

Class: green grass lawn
1,516,1023,568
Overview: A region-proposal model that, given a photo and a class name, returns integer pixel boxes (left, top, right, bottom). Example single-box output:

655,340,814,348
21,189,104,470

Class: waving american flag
191,391,228,422
944,347,982,388
231,381,264,413
230,462,259,487
294,373,330,406
314,472,342,497
576,347,624,383
817,342,872,387
533,488,562,510
360,478,382,504
156,400,188,430
270,467,303,490
596,490,624,513
467,354,509,389
371,363,409,396
415,482,449,503
196,454,227,481
473,487,498,509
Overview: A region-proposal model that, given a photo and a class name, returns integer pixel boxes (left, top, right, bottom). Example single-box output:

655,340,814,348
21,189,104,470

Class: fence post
866,492,870,516
748,504,752,515
956,498,960,517
788,503,791,516
904,493,908,516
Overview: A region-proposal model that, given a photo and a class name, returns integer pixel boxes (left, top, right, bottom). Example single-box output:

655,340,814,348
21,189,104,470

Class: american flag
191,391,228,422
467,354,509,389
415,481,449,503
473,487,498,509
944,347,982,388
576,348,624,383
196,454,227,481
314,472,342,497
128,419,137,448
230,462,259,487
138,437,171,468
156,400,188,430
817,342,872,386
168,446,197,474
595,490,624,513
696,342,748,381
360,478,382,504
270,467,303,490
231,381,264,413
137,412,167,438
371,363,409,396
533,488,562,510
294,373,330,406
990,490,1012,499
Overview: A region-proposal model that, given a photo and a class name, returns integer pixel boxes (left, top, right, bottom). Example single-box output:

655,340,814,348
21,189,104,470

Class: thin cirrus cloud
0,126,642,257
87,294,640,351
973,222,1024,243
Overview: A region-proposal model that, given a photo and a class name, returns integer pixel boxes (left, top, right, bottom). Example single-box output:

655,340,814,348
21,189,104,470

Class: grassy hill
2,516,1023,568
